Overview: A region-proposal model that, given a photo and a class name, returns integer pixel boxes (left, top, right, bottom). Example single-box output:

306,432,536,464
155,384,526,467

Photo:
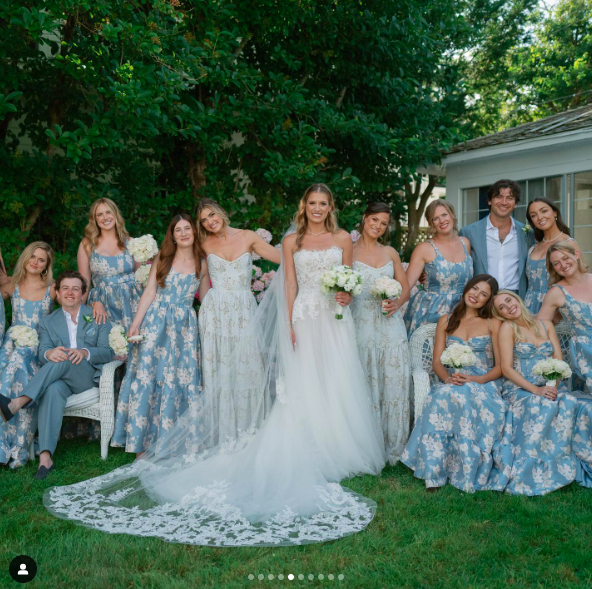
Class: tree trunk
187,142,207,199
403,174,439,259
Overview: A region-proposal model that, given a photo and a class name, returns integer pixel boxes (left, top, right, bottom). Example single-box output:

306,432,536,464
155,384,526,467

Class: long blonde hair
195,198,231,243
424,199,458,236
11,241,54,287
293,183,338,250
547,240,589,286
492,289,543,341
83,198,129,254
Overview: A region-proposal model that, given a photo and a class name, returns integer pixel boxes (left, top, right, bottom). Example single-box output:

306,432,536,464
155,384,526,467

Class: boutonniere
522,224,532,234
83,315,93,324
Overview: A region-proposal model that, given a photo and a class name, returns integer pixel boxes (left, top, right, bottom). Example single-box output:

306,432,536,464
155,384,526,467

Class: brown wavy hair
424,199,458,236
294,183,339,250
155,214,203,288
546,240,589,286
526,197,571,243
445,274,499,335
357,202,392,244
83,198,130,254
195,198,231,244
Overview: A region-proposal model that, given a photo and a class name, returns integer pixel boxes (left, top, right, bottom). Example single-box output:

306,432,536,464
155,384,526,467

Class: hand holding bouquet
320,265,363,319
532,358,572,387
371,277,402,316
440,342,477,372
9,325,39,348
128,235,159,264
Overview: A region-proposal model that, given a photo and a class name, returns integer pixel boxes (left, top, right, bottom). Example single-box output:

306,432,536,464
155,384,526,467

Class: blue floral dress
496,328,577,495
402,331,506,492
524,248,548,315
88,247,142,330
0,286,53,467
0,296,4,349
111,269,202,453
404,240,473,336
351,261,411,465
553,284,592,488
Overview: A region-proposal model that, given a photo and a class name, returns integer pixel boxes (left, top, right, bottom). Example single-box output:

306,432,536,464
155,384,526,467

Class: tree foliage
0,0,470,268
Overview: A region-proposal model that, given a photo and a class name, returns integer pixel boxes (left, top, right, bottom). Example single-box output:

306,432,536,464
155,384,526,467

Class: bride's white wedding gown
44,246,386,546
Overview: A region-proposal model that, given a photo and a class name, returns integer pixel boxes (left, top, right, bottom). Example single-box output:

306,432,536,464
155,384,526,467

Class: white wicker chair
29,359,123,461
409,321,574,421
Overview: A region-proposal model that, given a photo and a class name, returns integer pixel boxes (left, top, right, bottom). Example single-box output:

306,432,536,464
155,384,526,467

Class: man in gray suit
459,179,533,298
0,271,113,479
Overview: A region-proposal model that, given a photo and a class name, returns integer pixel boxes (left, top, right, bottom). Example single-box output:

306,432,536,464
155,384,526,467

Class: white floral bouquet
135,264,151,287
320,265,363,319
108,325,129,356
371,277,403,316
128,234,159,264
9,325,39,348
532,358,572,387
440,342,477,371
252,228,273,261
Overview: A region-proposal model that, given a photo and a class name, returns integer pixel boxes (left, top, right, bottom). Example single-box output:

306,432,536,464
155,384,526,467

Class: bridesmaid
196,198,281,445
0,242,56,467
111,214,205,456
492,290,577,495
524,198,578,314
77,198,143,330
404,199,473,336
538,241,592,487
402,274,505,492
351,202,411,465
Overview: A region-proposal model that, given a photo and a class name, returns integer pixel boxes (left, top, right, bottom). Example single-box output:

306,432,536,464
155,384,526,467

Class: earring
41,269,47,277
173,240,177,244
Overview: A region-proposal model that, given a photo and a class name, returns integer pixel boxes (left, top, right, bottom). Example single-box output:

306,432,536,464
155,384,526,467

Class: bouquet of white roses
108,325,129,356
532,358,572,387
371,277,403,316
9,325,39,348
135,264,151,287
128,234,159,264
320,265,363,319
440,342,477,371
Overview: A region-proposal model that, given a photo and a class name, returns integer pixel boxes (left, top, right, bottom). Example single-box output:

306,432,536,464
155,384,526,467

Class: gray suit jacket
37,304,114,379
459,216,534,298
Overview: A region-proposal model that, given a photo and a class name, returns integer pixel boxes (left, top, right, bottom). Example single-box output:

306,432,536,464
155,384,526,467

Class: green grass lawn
2,438,592,589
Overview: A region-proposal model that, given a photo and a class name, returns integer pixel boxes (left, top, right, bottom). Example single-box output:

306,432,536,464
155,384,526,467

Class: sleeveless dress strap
427,240,439,255
460,237,469,258
540,320,550,338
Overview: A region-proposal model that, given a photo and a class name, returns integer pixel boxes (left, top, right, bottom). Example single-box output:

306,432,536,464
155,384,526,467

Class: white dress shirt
45,307,90,361
486,215,520,291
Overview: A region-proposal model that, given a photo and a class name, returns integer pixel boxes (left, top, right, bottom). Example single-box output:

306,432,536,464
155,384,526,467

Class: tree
0,0,474,271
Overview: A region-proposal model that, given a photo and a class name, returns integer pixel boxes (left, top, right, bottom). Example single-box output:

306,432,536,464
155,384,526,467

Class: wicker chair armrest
412,368,432,421
99,360,123,406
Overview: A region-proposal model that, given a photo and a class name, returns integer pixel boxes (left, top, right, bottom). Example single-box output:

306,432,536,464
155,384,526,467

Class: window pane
574,226,592,252
464,209,479,225
573,172,592,242
528,178,545,200
547,176,562,202
575,171,592,200
574,198,592,225
514,205,527,224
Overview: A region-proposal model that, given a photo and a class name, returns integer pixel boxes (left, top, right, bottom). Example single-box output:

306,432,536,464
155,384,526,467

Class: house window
573,171,592,269
462,175,563,227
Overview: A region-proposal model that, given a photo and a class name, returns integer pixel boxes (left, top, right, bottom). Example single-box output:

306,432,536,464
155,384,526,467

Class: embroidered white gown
44,246,386,546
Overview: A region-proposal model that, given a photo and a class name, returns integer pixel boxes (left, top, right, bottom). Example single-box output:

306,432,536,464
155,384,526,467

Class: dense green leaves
0,0,470,270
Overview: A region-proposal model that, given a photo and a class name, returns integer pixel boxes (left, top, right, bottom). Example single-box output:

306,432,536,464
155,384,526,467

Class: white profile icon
18,563,28,576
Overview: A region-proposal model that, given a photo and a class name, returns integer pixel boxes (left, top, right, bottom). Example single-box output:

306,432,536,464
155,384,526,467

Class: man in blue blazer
459,179,533,298
0,271,113,479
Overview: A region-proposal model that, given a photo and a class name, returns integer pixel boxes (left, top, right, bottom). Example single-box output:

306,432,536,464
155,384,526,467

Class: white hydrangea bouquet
440,342,477,372
128,234,159,264
532,358,572,387
108,325,129,356
320,265,363,320
370,277,402,316
135,264,151,287
9,325,39,348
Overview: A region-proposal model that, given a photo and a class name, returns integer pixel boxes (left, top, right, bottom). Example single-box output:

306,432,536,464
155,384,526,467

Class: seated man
0,271,113,479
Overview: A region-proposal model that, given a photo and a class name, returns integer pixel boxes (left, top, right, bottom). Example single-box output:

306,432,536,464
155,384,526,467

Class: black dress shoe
0,394,14,423
34,464,55,480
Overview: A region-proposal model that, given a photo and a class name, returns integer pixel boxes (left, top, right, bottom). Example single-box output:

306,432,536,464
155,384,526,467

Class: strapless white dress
44,246,386,546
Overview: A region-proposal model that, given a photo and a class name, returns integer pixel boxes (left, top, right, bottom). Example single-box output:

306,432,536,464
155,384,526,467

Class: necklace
307,229,327,237
542,231,564,243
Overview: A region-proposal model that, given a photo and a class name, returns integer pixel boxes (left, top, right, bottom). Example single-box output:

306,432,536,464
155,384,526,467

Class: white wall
444,132,592,227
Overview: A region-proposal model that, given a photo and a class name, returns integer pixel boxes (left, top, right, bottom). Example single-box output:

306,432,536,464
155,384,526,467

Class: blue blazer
459,216,533,298
37,304,114,380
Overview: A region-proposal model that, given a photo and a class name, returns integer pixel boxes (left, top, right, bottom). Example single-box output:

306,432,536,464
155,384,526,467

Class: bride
44,183,386,546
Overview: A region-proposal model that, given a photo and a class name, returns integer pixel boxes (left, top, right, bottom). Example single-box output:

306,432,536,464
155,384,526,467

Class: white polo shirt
486,215,520,291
